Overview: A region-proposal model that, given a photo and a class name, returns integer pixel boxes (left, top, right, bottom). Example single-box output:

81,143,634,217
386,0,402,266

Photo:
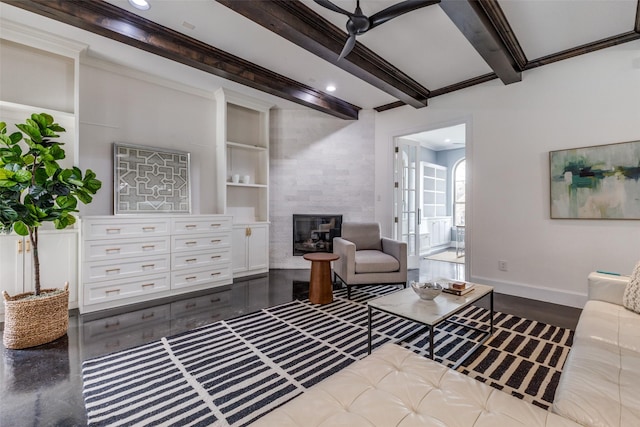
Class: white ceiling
2,0,638,113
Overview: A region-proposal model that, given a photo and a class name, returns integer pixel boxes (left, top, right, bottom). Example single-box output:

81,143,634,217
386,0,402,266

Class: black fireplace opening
293,214,342,256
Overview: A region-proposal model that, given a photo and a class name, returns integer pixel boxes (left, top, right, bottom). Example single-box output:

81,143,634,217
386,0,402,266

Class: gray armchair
333,222,407,299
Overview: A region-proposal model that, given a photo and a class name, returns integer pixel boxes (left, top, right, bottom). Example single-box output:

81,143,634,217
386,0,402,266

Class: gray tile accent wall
269,109,376,269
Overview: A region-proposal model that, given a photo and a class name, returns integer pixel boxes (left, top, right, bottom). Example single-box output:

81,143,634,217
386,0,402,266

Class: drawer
83,273,171,305
83,236,170,262
172,248,231,270
171,216,232,234
170,289,232,315
83,304,171,339
172,233,231,252
171,264,232,290
83,255,171,283
83,218,170,239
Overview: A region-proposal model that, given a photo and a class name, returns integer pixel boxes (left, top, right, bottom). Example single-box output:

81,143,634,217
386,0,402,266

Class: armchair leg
347,285,351,300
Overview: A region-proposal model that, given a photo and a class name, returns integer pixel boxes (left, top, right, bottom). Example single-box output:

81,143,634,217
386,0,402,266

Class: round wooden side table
303,253,339,304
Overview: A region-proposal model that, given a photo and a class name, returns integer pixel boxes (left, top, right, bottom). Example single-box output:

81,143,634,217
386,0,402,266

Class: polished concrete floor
0,259,582,426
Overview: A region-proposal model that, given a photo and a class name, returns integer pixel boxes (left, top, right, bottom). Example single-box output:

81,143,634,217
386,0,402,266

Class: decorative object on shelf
0,113,102,349
410,280,443,300
231,174,240,183
550,140,640,219
242,175,250,184
113,143,190,214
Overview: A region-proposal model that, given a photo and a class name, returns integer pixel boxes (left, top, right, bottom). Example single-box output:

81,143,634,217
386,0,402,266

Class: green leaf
13,221,28,236
0,122,5,133
14,169,31,183
50,145,66,160
56,195,77,210
45,161,59,176
16,123,42,143
76,190,92,204
9,132,22,144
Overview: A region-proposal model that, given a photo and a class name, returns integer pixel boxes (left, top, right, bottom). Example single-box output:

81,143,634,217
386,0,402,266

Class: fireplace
293,214,342,256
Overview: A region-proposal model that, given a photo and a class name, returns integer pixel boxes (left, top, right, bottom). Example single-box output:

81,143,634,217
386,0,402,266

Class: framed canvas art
550,140,640,219
114,143,191,214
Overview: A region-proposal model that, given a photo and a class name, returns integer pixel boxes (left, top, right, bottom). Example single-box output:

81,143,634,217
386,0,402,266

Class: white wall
78,59,217,216
269,109,376,269
375,41,640,307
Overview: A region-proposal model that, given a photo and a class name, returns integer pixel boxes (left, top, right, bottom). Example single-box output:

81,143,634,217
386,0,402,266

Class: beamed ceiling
3,0,640,120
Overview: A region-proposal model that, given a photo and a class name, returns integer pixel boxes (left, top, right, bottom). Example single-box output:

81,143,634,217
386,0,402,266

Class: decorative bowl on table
410,281,443,300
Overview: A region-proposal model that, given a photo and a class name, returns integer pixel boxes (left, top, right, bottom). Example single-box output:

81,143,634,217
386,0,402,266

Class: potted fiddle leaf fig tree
0,112,101,349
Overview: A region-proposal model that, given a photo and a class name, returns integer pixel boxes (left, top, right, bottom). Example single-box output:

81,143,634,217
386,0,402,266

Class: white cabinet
0,230,78,315
232,224,268,278
81,215,232,313
421,162,447,218
427,217,453,249
215,89,271,278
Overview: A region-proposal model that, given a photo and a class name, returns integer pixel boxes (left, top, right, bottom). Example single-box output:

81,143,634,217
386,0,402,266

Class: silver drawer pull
142,245,155,250
185,224,197,229
186,241,197,246
106,248,121,254
142,264,155,269
106,228,121,234
211,272,221,276
105,289,120,295
186,303,197,309
210,297,221,303
106,268,121,274
211,239,221,244
104,320,120,328
210,223,221,227
142,283,155,288
186,276,197,281
211,255,221,259
186,258,197,263
142,226,156,232
141,312,155,320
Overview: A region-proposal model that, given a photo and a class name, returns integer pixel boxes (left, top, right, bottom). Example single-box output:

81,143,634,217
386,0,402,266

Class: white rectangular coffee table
367,281,493,368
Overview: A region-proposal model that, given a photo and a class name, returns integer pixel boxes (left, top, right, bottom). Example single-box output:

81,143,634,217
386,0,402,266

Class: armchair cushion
354,250,400,274
341,222,382,251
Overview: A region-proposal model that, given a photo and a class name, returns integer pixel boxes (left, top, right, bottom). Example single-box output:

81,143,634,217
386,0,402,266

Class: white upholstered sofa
552,272,640,427
251,272,640,427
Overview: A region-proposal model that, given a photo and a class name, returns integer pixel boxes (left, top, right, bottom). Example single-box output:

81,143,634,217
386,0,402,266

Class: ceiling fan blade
369,0,440,29
337,33,357,61
313,0,353,17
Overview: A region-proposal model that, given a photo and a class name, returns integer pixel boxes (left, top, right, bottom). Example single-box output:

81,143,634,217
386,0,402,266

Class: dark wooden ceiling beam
215,0,433,109
3,0,361,120
477,0,527,70
439,0,521,84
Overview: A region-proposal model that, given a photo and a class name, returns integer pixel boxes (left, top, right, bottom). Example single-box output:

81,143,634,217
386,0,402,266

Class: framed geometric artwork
550,140,640,219
113,143,191,214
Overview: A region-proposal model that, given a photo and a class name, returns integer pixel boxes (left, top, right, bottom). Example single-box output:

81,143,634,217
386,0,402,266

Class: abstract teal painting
550,140,640,219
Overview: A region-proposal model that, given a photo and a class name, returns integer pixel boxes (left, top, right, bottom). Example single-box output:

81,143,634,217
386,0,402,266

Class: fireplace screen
293,214,342,256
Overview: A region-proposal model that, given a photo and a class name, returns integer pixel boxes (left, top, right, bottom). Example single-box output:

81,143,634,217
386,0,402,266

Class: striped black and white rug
82,285,573,426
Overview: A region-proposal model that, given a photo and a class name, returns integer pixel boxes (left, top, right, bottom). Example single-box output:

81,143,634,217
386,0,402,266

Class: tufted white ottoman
250,343,580,426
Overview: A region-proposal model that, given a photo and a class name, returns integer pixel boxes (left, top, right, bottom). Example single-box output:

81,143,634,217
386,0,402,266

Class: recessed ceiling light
444,138,451,143
128,0,150,10
326,84,336,92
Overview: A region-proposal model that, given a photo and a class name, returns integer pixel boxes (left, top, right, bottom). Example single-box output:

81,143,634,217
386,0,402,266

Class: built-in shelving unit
215,89,272,278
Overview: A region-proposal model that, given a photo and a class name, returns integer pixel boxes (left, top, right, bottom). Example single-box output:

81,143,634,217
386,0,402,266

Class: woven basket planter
2,282,69,350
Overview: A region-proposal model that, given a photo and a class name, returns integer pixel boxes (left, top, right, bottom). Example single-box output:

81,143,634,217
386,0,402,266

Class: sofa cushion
553,300,640,427
623,261,640,314
250,343,581,427
354,250,399,274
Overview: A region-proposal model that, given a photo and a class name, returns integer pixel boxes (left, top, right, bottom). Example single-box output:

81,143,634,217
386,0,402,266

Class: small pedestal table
303,253,339,304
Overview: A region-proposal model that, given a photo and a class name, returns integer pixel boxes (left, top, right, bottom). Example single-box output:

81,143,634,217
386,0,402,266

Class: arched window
454,159,466,226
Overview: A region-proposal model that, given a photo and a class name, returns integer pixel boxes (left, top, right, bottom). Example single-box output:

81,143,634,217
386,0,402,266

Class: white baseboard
469,275,587,308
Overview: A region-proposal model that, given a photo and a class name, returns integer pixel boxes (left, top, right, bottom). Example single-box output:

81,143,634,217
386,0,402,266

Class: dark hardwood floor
0,259,582,426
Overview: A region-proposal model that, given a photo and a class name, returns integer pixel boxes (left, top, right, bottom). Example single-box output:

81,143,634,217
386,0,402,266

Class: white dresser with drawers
81,215,233,313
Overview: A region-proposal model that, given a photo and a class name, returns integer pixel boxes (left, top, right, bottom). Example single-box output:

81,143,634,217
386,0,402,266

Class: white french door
394,140,421,269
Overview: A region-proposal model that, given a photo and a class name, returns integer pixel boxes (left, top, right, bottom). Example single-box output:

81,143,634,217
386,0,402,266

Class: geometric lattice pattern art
113,143,191,214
